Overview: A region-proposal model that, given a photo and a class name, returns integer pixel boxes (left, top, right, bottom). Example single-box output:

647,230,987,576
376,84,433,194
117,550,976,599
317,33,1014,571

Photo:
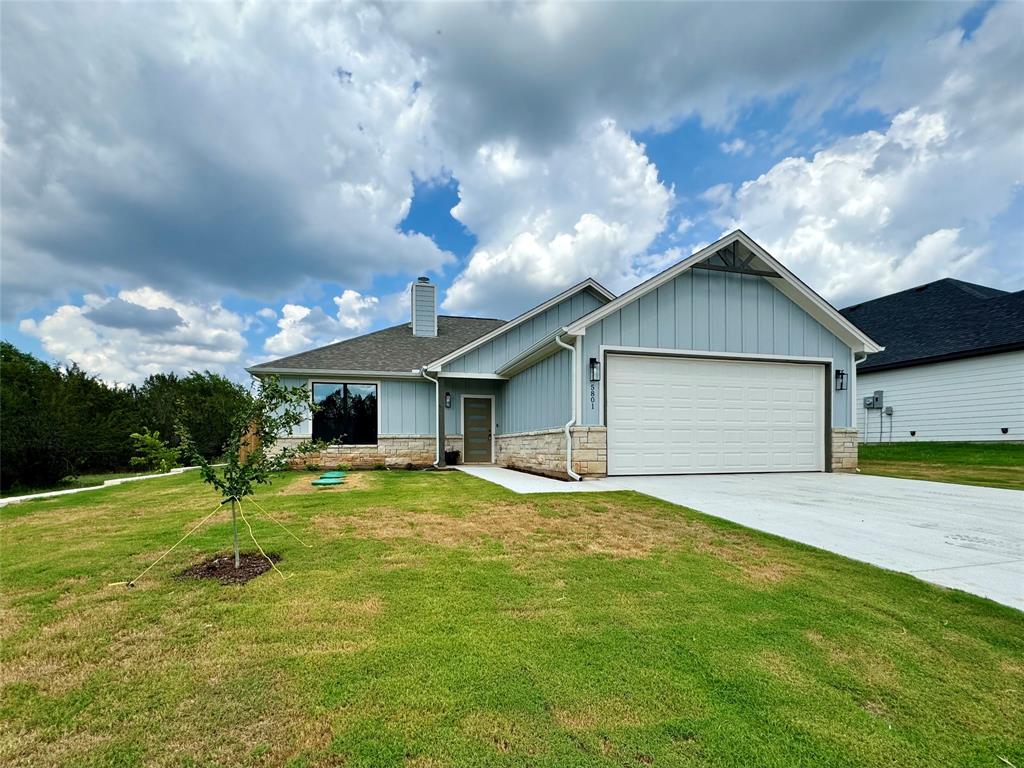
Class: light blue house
248,231,882,478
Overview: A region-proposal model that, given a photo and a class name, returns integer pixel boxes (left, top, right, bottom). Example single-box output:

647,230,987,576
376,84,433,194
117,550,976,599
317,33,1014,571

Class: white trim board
425,278,614,371
249,367,422,378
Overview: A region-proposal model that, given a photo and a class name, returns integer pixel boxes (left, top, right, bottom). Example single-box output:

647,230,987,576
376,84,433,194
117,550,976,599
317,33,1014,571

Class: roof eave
494,328,576,378
565,230,884,354
246,366,423,378
424,278,614,371
857,341,1024,374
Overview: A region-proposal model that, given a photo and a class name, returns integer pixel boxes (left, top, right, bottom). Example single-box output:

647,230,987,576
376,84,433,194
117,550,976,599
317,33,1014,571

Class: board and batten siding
856,350,1024,443
442,289,605,374
272,376,435,438
440,378,502,436
579,270,855,428
499,348,572,434
411,281,437,337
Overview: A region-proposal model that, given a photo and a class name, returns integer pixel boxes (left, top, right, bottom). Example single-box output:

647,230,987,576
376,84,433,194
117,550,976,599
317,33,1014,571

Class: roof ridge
944,278,1008,300
438,314,506,322
843,277,1004,311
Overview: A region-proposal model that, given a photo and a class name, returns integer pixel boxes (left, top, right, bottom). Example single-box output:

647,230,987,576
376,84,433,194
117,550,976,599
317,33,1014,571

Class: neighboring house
248,230,881,478
841,279,1024,444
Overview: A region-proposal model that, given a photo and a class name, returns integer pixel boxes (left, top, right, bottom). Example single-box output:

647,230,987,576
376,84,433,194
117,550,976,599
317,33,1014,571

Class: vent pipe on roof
411,277,437,337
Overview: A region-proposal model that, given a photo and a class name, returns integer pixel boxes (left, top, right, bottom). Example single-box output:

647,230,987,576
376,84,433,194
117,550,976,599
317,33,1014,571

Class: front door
463,397,493,463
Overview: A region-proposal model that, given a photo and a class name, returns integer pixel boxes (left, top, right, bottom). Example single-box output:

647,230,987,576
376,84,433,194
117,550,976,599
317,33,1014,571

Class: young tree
177,376,311,568
129,428,181,473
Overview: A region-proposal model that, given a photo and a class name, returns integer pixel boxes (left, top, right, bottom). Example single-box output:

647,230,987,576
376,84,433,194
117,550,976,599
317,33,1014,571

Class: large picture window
312,382,378,445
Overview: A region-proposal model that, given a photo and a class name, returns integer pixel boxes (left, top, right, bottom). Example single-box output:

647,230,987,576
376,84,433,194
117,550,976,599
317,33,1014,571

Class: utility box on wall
863,390,884,410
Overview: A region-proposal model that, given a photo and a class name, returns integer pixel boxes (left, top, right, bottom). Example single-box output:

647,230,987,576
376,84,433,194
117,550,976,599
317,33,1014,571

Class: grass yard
1,470,1022,768
858,441,1024,490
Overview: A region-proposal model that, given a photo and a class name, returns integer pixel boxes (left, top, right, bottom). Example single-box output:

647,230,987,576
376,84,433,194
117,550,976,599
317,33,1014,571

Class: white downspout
852,351,867,445
421,368,441,467
555,332,581,481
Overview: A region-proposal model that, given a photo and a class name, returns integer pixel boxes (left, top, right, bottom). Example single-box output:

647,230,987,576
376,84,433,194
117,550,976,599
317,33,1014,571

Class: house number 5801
589,383,597,409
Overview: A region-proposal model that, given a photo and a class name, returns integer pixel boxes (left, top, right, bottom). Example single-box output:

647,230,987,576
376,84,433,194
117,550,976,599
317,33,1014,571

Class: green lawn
859,441,1024,490
1,471,1021,767
0,470,155,499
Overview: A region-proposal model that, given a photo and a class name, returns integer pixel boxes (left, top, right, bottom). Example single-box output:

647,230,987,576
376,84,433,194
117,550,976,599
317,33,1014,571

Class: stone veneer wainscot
495,426,607,479
831,428,859,472
277,435,435,469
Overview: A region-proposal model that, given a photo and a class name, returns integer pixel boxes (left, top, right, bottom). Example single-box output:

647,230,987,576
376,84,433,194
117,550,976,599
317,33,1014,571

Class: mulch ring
176,552,281,585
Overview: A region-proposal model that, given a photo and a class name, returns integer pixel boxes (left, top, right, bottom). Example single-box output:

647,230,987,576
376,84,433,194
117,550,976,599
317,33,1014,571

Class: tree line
0,342,249,492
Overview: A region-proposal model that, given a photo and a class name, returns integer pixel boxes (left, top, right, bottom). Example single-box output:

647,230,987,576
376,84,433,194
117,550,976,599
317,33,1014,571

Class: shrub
129,429,180,473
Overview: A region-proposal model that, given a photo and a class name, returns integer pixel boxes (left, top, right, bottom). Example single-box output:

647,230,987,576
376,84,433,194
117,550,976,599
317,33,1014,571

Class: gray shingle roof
248,315,506,374
841,279,1024,372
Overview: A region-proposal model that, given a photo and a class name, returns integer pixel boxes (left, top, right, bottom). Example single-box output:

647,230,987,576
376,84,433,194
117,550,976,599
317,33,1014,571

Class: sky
2,1,1021,384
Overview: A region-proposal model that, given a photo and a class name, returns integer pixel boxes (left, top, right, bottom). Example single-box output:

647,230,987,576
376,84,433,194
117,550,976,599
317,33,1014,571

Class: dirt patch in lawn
314,497,800,585
176,552,280,585
270,472,372,496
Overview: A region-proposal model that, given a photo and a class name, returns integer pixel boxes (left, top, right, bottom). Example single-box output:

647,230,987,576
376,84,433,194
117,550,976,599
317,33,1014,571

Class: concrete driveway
457,467,1023,610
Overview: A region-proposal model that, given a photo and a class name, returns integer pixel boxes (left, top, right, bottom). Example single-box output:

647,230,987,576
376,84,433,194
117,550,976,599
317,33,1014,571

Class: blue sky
2,1,1020,383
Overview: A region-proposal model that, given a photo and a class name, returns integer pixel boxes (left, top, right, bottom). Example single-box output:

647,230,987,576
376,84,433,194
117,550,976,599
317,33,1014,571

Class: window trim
310,379,381,446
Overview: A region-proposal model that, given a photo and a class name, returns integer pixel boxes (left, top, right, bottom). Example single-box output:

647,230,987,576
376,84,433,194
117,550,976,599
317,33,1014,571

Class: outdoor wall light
444,392,452,409
589,357,601,382
834,369,848,391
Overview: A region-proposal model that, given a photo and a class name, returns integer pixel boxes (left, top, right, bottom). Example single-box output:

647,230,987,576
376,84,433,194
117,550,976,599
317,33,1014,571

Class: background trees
0,342,248,491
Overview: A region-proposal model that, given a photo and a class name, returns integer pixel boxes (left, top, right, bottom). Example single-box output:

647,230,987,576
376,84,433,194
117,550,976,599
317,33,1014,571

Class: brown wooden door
463,398,493,463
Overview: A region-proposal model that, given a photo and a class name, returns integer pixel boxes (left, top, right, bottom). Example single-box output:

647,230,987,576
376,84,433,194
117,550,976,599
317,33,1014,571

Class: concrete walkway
457,466,1024,611
455,465,609,493
0,467,201,508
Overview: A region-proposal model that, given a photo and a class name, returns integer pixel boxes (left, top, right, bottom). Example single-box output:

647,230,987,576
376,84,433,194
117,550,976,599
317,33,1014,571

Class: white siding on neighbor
857,351,1024,443
442,289,605,374
580,270,855,428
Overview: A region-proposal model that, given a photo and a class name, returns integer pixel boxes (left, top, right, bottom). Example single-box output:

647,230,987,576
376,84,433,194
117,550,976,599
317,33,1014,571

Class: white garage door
607,355,825,475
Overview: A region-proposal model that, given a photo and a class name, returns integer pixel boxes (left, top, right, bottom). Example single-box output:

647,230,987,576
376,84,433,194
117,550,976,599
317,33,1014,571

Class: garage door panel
607,355,825,475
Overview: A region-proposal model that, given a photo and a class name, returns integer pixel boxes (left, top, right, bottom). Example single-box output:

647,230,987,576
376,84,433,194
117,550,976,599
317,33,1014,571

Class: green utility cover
320,471,347,478
311,478,344,486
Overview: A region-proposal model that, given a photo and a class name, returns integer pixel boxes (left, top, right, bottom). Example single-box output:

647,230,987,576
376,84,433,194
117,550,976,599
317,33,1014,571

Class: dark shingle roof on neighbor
248,315,506,374
841,278,1024,373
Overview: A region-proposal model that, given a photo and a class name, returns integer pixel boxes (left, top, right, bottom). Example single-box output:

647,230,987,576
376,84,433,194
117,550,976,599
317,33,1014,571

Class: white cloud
19,288,247,384
719,138,752,156
442,121,672,316
389,2,956,149
264,289,381,356
703,3,1023,306
1,2,451,317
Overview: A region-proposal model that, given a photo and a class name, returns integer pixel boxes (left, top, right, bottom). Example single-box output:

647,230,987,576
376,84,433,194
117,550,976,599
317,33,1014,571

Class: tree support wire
247,495,313,548
237,499,290,580
110,500,227,587
111,493,312,587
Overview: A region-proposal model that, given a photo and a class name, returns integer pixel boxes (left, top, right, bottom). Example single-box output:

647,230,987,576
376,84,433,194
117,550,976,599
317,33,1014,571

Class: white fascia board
424,278,614,371
436,371,507,380
247,367,422,378
493,328,576,378
565,230,884,354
